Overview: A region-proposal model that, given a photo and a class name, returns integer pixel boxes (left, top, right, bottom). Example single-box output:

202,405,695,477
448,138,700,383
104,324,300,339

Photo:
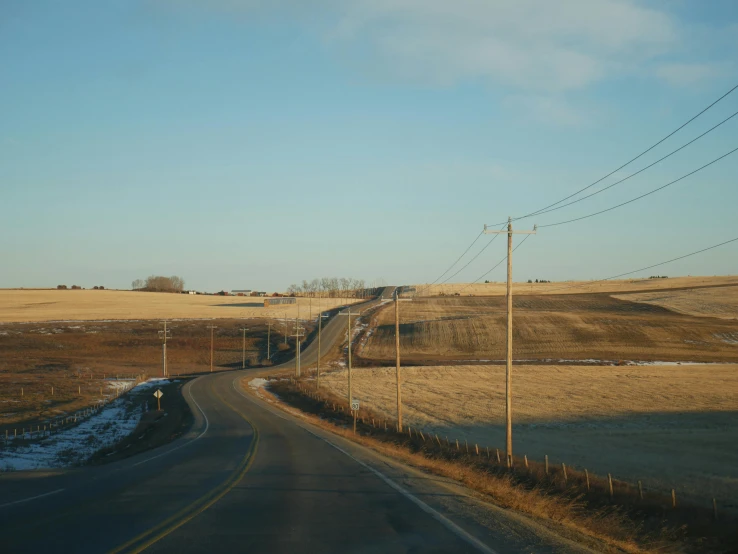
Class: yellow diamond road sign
154,389,163,399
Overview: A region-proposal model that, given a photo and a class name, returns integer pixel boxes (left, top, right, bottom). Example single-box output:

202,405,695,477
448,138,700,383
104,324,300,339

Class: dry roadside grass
319,364,738,506
614,285,738,320
359,294,738,363
0,289,358,323
412,275,738,297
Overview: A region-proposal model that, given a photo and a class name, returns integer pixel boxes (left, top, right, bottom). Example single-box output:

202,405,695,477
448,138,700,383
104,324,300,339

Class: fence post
638,480,643,500
545,455,549,475
608,473,614,500
671,489,676,509
524,455,528,470
475,444,479,456
561,463,567,483
585,469,590,491
713,498,718,521
496,449,501,464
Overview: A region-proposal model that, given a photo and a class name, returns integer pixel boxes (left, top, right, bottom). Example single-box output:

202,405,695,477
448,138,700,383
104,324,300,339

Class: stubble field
614,286,738,319
358,292,738,365
0,289,358,323
410,275,738,297
320,363,738,506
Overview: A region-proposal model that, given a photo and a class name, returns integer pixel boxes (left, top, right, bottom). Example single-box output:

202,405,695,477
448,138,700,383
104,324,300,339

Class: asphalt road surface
0,288,592,553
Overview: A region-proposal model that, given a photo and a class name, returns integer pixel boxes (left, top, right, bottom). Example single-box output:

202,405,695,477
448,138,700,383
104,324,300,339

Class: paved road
0,288,590,553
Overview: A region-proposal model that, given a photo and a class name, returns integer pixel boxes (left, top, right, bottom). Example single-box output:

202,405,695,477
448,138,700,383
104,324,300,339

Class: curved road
0,289,589,553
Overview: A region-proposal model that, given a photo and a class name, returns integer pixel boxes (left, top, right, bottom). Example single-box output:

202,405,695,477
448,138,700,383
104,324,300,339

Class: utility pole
267,322,272,360
284,312,288,344
338,308,362,404
291,320,305,378
158,321,171,378
239,327,249,369
316,299,329,388
207,325,217,373
484,218,536,467
394,290,411,432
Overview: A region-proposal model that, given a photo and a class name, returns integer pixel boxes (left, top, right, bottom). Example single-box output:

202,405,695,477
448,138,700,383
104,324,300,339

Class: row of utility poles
156,320,278,375
318,217,535,468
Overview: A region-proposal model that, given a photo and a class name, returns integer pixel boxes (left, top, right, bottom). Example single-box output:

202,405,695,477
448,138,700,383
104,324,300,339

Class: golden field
410,275,738,297
358,293,738,364
319,363,738,505
614,286,738,319
0,289,358,323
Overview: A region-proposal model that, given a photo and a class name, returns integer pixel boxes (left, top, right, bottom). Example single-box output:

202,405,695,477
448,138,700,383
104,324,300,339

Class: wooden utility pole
207,325,217,372
158,321,171,378
338,308,362,404
239,327,249,369
267,322,272,360
484,218,536,466
394,289,412,432
291,319,305,378
316,299,329,388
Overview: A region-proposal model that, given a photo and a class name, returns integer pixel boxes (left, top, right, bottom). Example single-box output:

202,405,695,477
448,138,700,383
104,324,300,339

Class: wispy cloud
655,62,734,87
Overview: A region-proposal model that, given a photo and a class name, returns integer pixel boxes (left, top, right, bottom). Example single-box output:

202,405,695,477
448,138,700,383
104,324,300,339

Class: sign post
351,399,359,434
154,389,163,411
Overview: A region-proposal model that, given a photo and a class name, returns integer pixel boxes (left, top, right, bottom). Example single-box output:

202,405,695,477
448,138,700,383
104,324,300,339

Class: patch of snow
249,378,268,389
0,398,143,471
713,332,738,345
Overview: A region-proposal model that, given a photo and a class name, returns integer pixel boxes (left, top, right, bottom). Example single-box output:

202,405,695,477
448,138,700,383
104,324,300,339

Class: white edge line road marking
0,488,65,509
0,378,210,510
230,377,497,554
132,377,210,467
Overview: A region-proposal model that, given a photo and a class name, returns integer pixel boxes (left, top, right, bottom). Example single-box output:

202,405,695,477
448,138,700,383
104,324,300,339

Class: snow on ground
0,378,177,471
249,378,268,389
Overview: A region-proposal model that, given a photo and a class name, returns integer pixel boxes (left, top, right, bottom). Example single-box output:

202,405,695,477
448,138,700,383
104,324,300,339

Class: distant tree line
527,279,552,283
131,275,185,293
649,275,668,279
286,277,368,298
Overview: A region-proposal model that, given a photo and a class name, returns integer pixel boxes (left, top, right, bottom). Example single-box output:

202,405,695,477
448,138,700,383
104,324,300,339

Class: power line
525,109,738,219
455,234,534,293
439,224,506,284
488,82,738,227
418,230,484,293
543,236,738,294
539,145,738,228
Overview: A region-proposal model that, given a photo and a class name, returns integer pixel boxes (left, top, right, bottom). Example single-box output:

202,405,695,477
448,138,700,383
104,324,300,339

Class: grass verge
265,379,737,554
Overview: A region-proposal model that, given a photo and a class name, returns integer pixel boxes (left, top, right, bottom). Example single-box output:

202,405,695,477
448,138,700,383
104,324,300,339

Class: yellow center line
108,379,259,554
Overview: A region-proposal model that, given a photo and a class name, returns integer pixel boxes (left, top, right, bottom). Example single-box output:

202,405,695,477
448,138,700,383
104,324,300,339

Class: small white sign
351,400,359,411
154,389,163,399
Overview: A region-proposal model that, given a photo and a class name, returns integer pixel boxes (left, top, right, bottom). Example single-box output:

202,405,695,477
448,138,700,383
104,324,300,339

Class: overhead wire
487,82,738,227
438,223,507,285
522,109,738,220
414,230,485,296
539,145,738,228
454,234,534,294
541,236,738,294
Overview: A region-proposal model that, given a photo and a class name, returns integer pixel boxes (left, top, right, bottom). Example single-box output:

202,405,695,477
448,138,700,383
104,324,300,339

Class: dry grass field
358,294,738,364
0,318,307,431
319,364,738,505
411,275,738,297
614,286,738,320
0,289,358,323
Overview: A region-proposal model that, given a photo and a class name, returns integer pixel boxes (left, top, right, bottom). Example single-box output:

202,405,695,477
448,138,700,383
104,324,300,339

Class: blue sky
1,0,737,292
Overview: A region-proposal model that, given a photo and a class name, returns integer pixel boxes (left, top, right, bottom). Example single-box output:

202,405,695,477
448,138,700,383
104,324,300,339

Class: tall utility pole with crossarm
239,327,249,369
338,308,362,405
394,290,412,432
207,325,217,373
484,217,536,467
158,321,171,378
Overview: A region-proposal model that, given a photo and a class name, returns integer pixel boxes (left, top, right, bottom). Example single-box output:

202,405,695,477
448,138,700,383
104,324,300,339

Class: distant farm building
264,297,296,307
232,289,252,297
